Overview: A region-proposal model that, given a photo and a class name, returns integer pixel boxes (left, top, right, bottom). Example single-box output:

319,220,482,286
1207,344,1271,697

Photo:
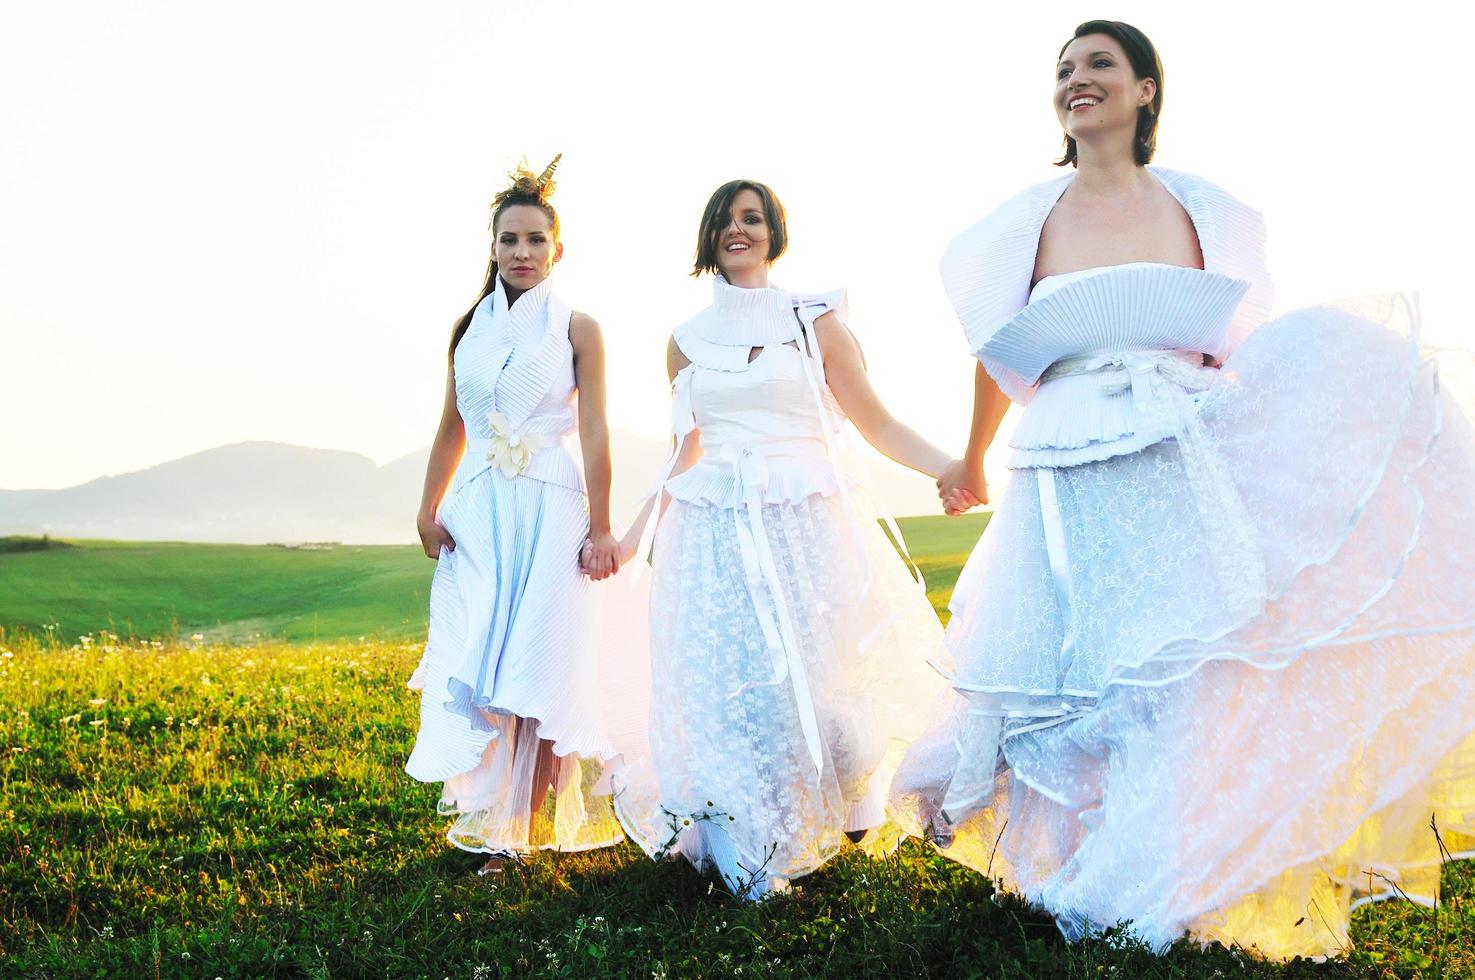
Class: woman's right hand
417,513,456,559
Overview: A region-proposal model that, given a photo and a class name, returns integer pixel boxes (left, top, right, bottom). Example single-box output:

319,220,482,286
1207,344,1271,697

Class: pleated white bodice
451,276,584,492
986,263,1249,468
665,277,847,507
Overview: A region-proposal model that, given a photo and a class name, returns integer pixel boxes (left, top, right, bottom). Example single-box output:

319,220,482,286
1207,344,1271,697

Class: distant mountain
1,434,943,544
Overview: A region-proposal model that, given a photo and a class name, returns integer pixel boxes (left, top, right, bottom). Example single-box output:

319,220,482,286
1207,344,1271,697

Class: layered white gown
405,276,650,855
892,262,1475,957
613,278,950,898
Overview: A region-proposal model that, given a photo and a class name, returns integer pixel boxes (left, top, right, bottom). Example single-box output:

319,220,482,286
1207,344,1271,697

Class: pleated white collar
488,273,555,338
682,275,799,347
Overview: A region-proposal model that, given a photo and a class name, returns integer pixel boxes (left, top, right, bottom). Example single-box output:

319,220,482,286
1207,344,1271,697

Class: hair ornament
489,153,563,227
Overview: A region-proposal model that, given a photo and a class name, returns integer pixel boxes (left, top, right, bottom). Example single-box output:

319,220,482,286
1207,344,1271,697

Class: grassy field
0,540,434,645
0,515,991,646
2,525,1471,977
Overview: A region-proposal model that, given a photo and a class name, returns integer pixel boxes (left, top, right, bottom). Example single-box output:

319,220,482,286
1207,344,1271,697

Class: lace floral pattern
614,490,948,891
891,297,1475,957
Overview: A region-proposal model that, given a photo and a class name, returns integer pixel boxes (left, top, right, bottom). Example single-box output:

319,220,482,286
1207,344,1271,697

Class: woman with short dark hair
610,179,955,898
892,19,1475,957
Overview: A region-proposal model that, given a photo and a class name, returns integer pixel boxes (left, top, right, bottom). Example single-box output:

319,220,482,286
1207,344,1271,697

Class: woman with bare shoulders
892,19,1475,958
403,158,647,872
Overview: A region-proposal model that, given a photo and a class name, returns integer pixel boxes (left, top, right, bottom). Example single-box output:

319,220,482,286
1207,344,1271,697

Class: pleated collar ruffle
681,275,799,347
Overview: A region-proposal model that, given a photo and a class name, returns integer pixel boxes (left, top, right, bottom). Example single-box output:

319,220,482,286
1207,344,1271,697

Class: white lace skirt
892,299,1475,957
405,471,647,854
613,489,948,896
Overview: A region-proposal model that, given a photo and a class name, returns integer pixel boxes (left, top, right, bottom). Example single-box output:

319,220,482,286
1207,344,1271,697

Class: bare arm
416,361,467,558
937,361,1011,512
571,312,619,581
814,311,954,479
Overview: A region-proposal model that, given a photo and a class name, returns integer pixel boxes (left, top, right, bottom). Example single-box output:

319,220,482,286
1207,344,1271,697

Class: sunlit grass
2,631,1469,977
2,524,1470,975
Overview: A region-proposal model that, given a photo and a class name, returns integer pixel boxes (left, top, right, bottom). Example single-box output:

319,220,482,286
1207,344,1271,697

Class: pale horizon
4,1,1470,495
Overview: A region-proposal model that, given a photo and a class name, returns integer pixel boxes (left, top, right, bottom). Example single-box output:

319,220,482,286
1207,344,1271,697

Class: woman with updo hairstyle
891,18,1475,957
403,156,649,872
610,179,954,899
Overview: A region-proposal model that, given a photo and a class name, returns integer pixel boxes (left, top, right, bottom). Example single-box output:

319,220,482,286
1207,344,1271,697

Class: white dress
892,258,1475,957
612,277,950,898
405,276,650,855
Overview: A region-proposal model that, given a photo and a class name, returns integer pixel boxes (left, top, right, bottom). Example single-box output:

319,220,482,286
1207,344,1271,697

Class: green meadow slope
0,515,990,645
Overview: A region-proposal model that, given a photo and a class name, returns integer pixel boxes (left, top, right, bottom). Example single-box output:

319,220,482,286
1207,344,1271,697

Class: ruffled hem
1007,373,1143,452
611,784,843,893
663,457,848,508
891,296,1475,958
938,628,1475,957
445,829,627,856
949,297,1443,712
429,709,628,856
405,471,641,784
1006,428,1177,469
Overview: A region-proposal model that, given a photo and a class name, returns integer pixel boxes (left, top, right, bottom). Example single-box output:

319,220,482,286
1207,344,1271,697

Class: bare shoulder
812,309,862,358
569,310,601,337
569,311,604,353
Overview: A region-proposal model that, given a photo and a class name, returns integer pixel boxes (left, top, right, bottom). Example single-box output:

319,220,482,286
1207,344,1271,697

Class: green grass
1,636,1469,978
888,513,991,623
0,518,989,646
0,539,432,645
2,526,1471,977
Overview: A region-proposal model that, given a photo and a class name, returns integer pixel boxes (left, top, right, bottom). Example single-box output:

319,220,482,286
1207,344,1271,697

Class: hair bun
492,153,561,210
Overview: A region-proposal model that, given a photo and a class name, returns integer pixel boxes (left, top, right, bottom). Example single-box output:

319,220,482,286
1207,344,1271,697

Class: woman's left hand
581,531,621,581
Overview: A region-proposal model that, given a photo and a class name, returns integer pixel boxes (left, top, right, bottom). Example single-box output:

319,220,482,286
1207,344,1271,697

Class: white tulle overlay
892,281,1475,957
614,489,947,894
613,278,949,897
405,277,650,855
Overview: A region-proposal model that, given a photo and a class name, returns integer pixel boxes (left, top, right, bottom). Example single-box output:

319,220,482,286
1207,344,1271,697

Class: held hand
417,514,456,559
936,458,988,513
581,531,621,581
942,488,982,516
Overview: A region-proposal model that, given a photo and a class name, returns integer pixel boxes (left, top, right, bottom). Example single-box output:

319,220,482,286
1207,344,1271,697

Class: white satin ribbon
718,440,827,776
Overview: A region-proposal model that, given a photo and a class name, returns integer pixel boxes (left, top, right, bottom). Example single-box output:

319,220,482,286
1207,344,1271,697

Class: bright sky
3,0,1469,491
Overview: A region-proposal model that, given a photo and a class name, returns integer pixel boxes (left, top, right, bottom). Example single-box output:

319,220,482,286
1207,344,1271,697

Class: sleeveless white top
663,277,849,507
987,262,1250,469
451,276,584,492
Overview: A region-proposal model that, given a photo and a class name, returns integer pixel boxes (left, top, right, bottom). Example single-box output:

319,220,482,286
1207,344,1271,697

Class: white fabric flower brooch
485,411,548,478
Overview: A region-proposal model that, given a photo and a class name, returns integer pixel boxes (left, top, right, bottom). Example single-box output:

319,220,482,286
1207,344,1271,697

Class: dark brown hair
448,170,561,356
691,179,788,277
1055,20,1163,168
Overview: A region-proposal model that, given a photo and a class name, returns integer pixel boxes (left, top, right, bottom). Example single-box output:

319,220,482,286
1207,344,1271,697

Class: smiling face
1054,33,1156,149
712,188,775,279
494,204,562,291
